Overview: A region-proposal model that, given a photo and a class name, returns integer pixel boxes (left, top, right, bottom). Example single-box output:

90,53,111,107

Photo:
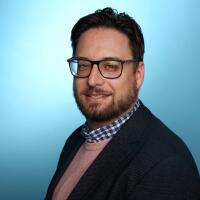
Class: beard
73,82,138,123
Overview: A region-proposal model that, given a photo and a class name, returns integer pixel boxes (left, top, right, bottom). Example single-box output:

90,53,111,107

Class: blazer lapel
68,104,152,200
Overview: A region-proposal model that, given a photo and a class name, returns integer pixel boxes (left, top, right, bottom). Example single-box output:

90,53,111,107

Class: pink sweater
52,138,111,200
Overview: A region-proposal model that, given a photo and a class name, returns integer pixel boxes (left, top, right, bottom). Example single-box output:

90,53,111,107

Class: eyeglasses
67,57,139,79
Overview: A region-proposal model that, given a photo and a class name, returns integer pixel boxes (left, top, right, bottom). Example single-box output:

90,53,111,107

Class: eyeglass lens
69,59,122,78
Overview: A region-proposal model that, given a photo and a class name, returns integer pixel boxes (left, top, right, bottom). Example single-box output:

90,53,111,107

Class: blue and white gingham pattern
81,99,140,143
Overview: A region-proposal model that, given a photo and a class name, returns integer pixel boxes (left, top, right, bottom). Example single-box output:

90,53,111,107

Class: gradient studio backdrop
1,0,200,199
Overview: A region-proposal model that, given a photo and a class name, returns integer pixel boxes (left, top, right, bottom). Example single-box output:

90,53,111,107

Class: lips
81,88,112,103
84,92,111,103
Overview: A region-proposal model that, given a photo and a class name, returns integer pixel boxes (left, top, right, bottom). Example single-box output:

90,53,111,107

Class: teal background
1,0,199,199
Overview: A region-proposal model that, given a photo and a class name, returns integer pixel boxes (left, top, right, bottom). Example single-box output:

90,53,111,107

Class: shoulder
124,103,200,198
136,103,197,163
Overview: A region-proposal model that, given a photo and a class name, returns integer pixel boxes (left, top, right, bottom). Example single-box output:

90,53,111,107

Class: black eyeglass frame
67,57,140,79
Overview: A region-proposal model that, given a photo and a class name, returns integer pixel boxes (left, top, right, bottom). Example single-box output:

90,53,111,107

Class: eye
101,61,121,72
78,61,91,71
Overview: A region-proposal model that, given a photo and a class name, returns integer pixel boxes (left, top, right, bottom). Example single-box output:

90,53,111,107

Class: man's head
71,7,144,61
69,8,145,128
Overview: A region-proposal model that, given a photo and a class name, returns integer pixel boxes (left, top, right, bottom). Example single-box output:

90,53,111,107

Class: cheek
111,76,136,98
74,79,86,92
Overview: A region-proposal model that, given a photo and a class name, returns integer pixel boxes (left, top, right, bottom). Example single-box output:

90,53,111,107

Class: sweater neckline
83,138,112,151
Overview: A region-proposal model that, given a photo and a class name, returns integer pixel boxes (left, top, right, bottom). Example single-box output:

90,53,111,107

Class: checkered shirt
81,99,140,143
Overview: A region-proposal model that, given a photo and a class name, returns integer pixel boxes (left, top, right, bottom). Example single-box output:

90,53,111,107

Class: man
45,7,200,200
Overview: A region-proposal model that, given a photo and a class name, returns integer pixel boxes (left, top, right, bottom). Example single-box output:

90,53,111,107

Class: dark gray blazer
45,102,200,200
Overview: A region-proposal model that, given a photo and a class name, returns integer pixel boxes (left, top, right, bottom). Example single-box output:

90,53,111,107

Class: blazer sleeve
126,155,200,200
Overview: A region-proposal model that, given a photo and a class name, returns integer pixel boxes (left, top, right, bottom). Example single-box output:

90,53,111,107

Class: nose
88,64,104,87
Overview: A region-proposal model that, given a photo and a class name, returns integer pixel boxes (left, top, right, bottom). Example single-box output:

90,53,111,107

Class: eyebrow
74,56,123,61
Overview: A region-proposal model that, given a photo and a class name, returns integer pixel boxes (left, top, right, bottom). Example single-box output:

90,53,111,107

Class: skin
73,28,144,129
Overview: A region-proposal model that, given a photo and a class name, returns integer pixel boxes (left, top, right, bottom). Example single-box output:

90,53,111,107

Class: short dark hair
70,7,145,61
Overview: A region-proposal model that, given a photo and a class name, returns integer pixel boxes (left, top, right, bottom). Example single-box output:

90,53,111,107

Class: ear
135,61,144,89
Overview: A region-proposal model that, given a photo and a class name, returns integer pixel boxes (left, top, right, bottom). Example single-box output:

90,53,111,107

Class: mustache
81,87,112,96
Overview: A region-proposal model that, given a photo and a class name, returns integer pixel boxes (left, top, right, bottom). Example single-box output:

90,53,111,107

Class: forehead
75,28,132,59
